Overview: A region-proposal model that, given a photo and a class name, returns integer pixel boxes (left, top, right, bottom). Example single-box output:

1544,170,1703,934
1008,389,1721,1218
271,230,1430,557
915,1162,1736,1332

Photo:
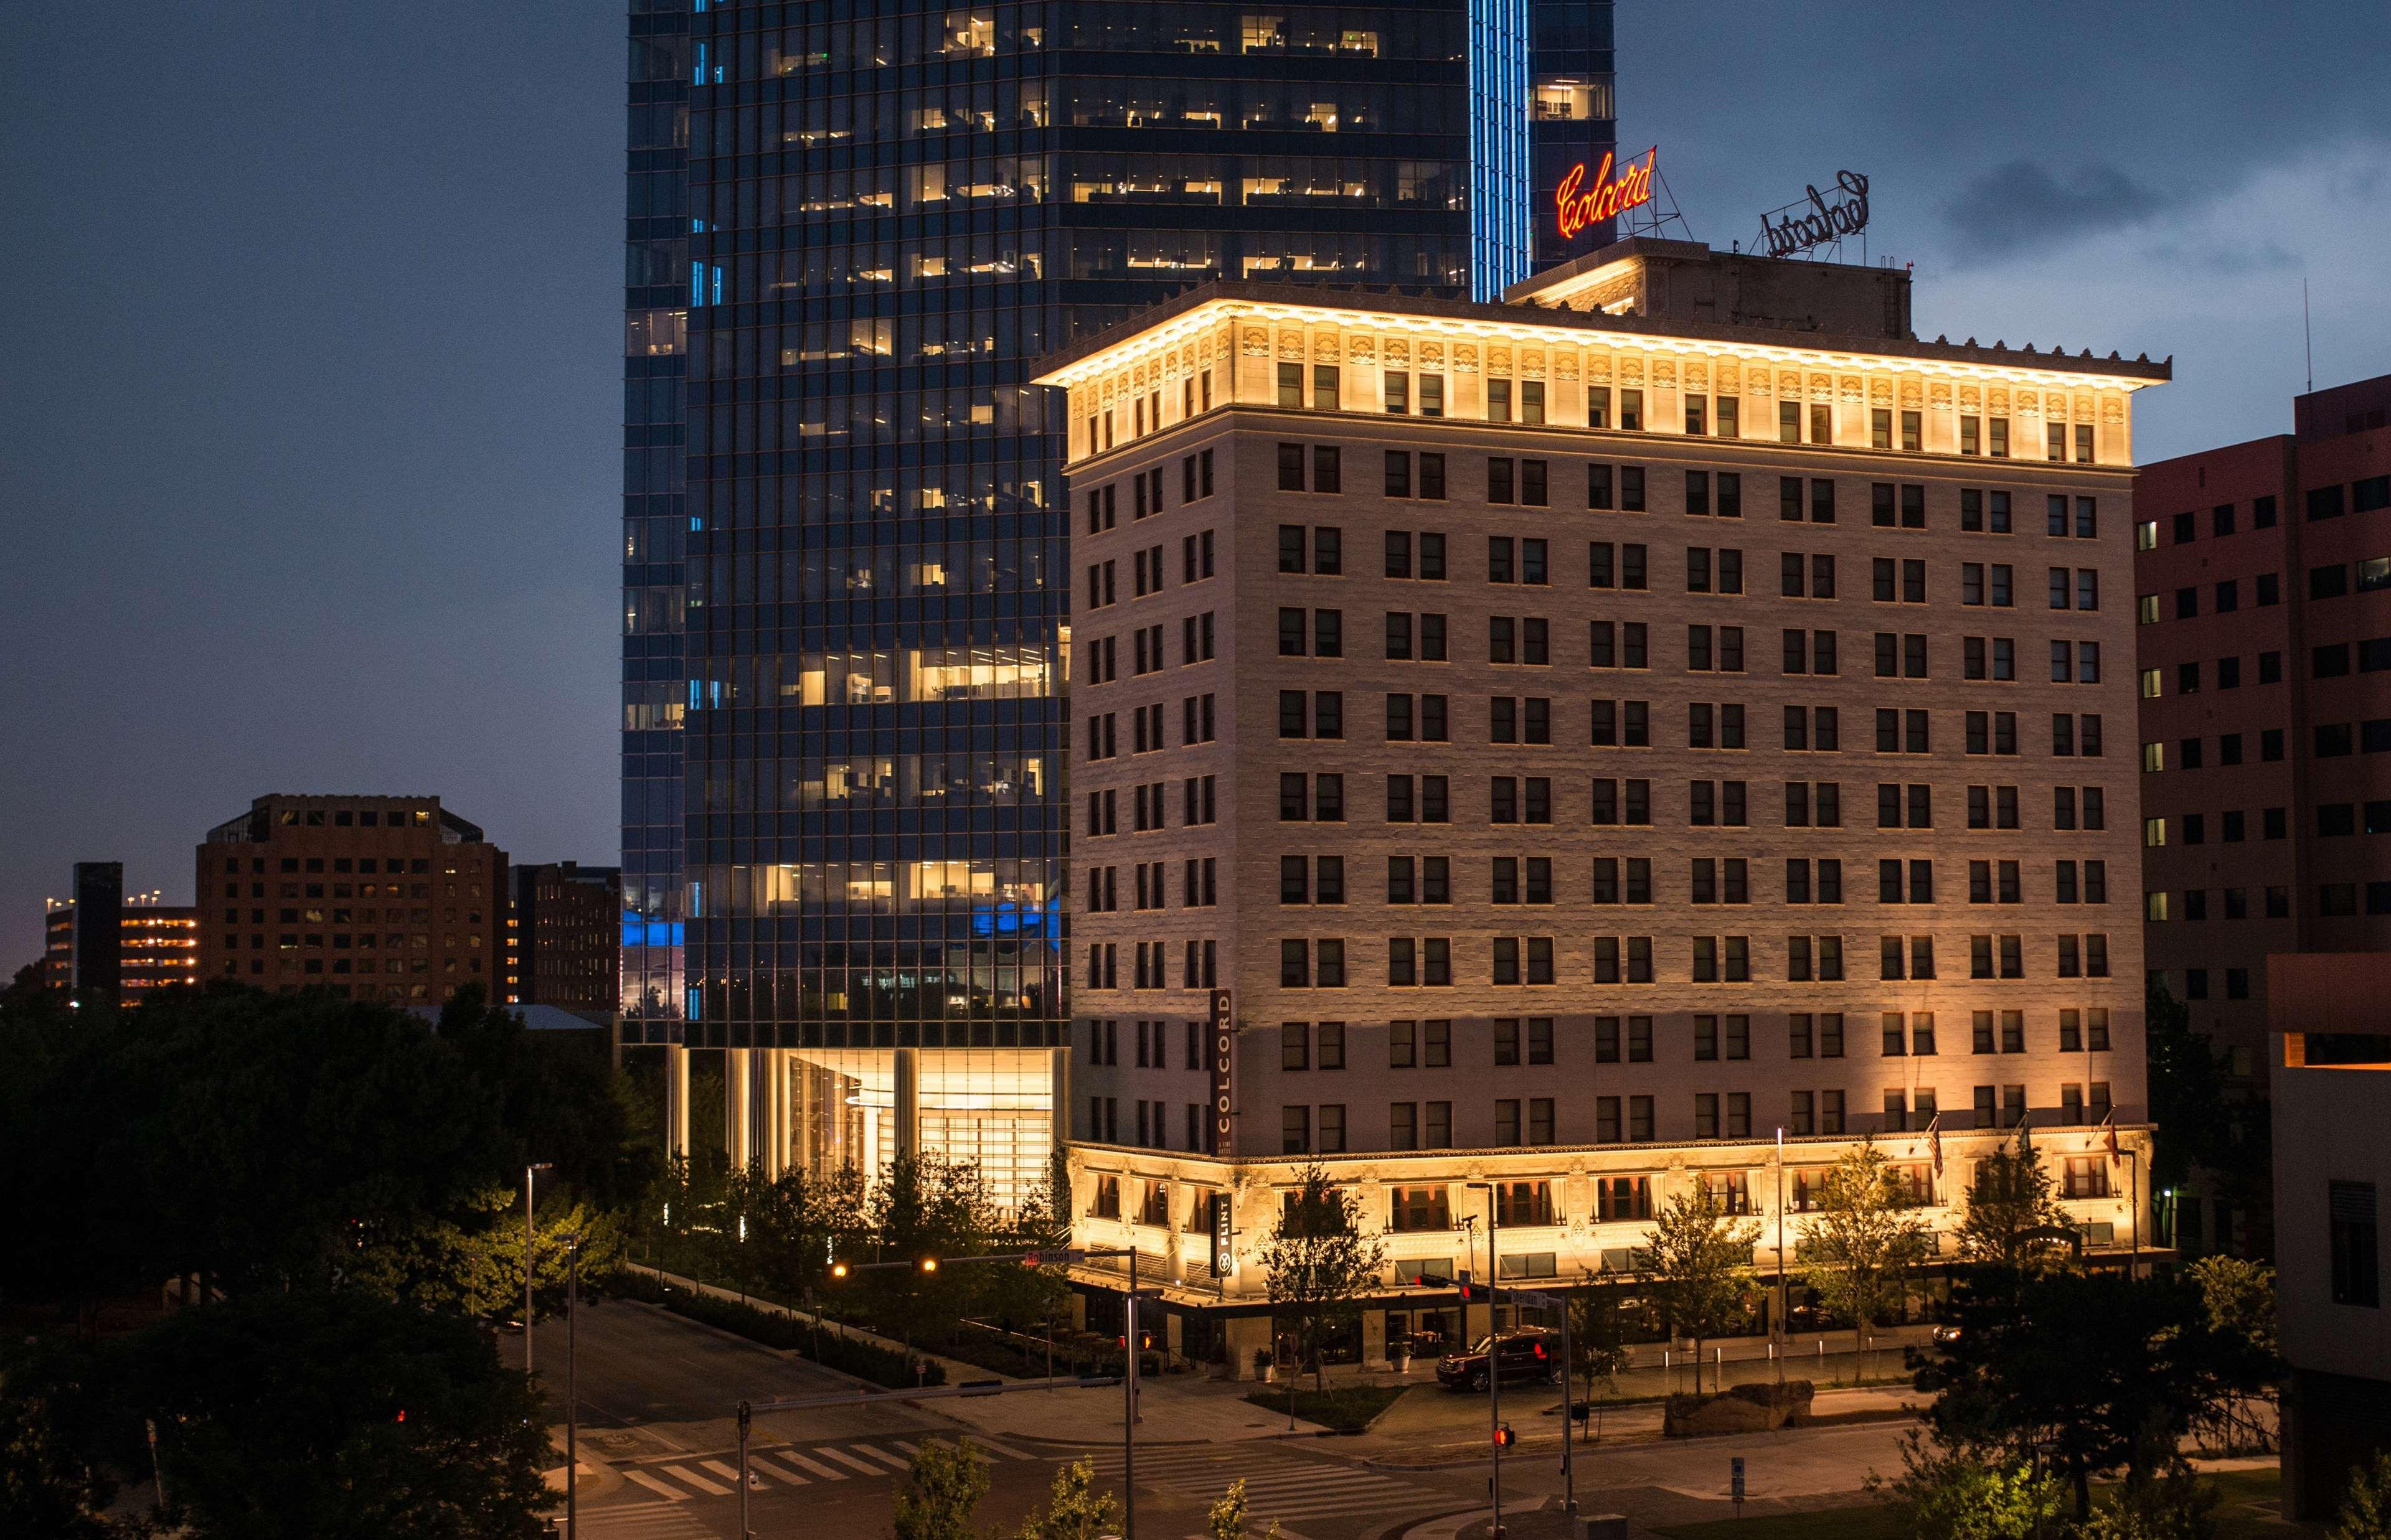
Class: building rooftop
1035,246,2171,390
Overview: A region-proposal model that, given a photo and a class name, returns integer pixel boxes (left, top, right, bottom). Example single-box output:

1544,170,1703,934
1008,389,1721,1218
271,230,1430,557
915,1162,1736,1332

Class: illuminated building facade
1037,240,2166,1364
42,865,197,1005
196,796,508,1004
618,0,1614,1208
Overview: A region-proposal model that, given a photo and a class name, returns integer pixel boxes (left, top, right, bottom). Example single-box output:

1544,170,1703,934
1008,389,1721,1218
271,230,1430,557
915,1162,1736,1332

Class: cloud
1941,161,2177,263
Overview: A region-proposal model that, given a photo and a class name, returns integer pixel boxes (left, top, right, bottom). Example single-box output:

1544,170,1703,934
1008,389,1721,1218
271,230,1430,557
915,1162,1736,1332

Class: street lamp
829,1246,1144,1537
525,1163,553,1374
1464,1181,1505,1540
563,1232,582,1540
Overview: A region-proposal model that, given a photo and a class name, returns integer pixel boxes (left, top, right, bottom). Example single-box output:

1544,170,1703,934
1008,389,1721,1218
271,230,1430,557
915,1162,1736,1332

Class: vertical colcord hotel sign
1209,988,1235,1277
1554,146,1658,241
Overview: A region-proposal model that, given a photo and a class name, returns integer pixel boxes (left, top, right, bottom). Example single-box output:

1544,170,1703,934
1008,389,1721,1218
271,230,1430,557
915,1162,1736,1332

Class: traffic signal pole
825,1246,1142,1536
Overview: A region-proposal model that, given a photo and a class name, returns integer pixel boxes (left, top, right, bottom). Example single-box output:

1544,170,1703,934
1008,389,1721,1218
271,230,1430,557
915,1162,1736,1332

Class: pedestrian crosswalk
1078,1444,1445,1531
580,1496,719,1538
607,1433,1035,1506
589,1431,1440,1538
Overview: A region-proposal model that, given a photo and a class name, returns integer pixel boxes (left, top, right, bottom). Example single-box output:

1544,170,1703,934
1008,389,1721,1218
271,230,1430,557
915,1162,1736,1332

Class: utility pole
566,1236,580,1540
1125,1247,1139,1540
525,1162,552,1374
737,1400,752,1540
1775,1128,1787,1390
1468,1182,1504,1540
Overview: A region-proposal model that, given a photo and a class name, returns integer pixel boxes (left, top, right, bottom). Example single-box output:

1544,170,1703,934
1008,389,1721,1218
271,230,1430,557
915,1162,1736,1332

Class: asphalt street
535,1301,1917,1540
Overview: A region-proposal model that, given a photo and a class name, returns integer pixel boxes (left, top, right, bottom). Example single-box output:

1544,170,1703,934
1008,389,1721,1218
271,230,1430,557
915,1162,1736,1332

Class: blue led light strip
1467,0,1532,300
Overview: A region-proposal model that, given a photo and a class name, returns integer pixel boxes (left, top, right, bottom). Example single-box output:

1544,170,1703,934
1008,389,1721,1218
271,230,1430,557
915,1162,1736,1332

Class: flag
1926,1112,1943,1178
2102,1108,2121,1169
2016,1114,2033,1163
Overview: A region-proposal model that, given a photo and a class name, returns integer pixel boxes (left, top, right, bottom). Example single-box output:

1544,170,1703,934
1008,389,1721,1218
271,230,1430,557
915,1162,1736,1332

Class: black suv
1435,1329,1561,1392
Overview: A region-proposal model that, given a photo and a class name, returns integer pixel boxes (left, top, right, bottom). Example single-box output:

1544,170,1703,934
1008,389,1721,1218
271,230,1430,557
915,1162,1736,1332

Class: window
2332,1181,2382,1308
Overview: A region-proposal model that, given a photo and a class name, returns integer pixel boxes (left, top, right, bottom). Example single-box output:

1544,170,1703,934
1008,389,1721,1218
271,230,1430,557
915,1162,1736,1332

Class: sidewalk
1359,1383,1922,1468
649,1265,1320,1447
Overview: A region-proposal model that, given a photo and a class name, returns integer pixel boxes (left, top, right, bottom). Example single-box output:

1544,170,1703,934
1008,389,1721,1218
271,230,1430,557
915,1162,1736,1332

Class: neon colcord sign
1757,170,1871,256
1555,147,1658,240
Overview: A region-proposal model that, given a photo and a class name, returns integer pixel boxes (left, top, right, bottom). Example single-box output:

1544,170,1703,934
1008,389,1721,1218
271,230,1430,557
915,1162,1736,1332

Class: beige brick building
1035,239,2169,1369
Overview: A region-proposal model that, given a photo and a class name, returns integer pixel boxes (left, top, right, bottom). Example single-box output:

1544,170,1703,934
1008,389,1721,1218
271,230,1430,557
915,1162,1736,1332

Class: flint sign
1757,170,1870,257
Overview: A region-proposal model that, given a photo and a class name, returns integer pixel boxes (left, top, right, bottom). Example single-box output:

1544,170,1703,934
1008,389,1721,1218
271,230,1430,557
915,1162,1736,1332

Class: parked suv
1435,1328,1561,1392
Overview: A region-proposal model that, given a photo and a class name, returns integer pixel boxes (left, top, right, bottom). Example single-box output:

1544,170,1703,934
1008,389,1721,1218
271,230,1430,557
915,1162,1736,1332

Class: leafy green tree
2186,1255,2280,1454
892,1437,989,1540
1015,1457,1121,1540
1642,1180,1759,1393
123,1290,550,1540
1865,1429,2066,1540
863,1152,1000,1346
1207,1478,1248,1540
1256,1164,1388,1392
2334,1451,2391,1540
1954,1146,2073,1272
1916,1267,2220,1519
1567,1274,1633,1440
347,1185,631,1322
1803,1141,1932,1383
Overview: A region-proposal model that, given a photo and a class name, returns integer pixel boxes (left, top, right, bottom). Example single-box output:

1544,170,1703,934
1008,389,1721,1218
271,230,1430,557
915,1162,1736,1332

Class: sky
1,2,2385,970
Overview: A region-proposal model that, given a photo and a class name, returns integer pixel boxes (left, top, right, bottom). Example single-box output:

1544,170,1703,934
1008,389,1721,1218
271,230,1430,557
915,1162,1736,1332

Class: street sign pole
737,1401,752,1539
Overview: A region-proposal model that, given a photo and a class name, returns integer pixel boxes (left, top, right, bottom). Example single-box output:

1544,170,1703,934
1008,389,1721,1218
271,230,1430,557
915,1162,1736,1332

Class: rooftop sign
1757,170,1870,258
1555,147,1658,241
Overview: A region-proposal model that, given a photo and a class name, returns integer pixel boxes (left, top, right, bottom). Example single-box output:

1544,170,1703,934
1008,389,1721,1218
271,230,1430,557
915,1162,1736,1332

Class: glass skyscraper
620,0,1613,1204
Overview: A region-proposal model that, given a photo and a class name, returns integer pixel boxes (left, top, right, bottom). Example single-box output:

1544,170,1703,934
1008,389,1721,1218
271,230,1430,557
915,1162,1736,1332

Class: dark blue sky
4,3,2385,969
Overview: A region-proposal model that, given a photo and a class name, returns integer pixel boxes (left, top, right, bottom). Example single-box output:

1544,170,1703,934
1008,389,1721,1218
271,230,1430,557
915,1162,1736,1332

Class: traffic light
1492,1424,1516,1450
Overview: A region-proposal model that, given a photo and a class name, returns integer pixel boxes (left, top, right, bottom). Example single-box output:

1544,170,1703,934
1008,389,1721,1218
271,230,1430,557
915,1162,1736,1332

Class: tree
0,1338,145,1540
1567,1274,1633,1440
864,1152,1000,1348
1803,1141,1932,1384
1641,1179,1759,1394
1915,1267,2220,1519
1865,1429,2067,1540
1953,1146,2073,1272
1207,1478,1248,1540
893,1437,989,1540
121,1290,550,1539
1208,1477,1283,1540
2334,1451,2391,1540
2186,1256,2280,1454
1016,1457,1121,1540
1255,1163,1388,1392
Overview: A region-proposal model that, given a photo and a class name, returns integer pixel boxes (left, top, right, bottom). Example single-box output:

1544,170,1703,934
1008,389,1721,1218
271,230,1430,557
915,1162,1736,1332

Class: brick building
505,861,621,1016
196,795,507,1004
1035,238,2167,1367
2133,372,2391,1254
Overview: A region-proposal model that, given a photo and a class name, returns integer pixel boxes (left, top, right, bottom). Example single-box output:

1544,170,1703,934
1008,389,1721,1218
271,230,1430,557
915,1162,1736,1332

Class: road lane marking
700,1458,755,1487
661,1463,732,1496
852,1443,913,1470
820,1446,887,1476
621,1470,689,1501
749,1455,808,1484
773,1449,846,1480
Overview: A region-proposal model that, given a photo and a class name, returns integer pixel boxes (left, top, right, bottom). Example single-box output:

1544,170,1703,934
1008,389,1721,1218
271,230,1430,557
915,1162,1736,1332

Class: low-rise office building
2271,952,2391,1521
1037,237,2166,1368
196,795,507,1004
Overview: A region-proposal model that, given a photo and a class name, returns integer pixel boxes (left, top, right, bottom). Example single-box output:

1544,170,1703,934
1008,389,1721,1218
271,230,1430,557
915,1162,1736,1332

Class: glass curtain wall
624,1,694,1029
630,0,1610,1198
